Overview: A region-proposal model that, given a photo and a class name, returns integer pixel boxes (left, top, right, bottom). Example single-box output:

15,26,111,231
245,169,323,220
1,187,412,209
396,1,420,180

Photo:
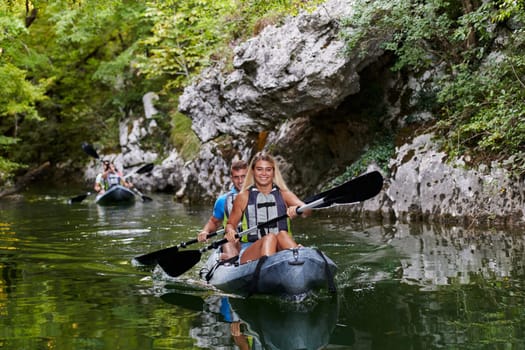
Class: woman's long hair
242,152,289,191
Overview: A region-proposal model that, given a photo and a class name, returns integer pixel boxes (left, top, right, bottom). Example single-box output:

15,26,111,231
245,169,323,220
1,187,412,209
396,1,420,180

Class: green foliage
0,63,48,122
436,50,525,173
171,112,201,161
133,0,237,90
134,0,323,91
329,134,395,187
492,0,525,22
342,0,474,72
0,5,49,179
0,135,24,184
0,0,330,182
341,0,525,174
0,0,155,171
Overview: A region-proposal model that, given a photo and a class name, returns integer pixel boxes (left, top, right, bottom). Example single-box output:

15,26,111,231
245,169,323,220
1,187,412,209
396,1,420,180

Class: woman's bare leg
240,234,277,264
221,241,241,260
276,231,298,251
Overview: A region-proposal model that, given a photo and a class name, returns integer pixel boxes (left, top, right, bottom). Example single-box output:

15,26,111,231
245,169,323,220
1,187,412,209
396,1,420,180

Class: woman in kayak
225,151,311,264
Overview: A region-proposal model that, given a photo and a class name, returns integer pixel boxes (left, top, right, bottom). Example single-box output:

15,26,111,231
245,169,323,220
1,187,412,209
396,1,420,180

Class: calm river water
1,186,525,349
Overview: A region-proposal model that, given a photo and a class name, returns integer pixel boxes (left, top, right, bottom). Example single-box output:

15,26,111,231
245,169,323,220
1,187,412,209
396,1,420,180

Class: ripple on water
94,228,151,236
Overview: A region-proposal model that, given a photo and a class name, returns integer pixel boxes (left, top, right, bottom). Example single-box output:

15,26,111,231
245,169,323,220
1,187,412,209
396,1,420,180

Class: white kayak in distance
95,185,136,206
199,247,337,298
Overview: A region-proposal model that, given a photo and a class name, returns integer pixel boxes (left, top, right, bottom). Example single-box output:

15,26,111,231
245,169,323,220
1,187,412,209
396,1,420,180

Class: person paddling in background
197,160,249,261
225,152,311,264
94,160,133,194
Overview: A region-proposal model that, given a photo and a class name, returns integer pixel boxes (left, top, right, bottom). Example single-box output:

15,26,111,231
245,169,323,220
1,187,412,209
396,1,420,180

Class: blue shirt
212,187,239,221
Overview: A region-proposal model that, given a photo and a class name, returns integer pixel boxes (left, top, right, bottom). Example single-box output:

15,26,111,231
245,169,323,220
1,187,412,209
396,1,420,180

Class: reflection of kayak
229,296,340,350
95,185,135,206
200,247,337,297
160,291,352,350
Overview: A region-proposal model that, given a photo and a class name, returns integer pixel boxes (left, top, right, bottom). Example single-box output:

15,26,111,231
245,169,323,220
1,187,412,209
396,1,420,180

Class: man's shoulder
216,192,229,201
217,188,237,199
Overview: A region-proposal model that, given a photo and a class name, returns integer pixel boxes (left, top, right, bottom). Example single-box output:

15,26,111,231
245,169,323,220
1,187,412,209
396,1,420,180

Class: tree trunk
0,161,50,198
461,0,478,49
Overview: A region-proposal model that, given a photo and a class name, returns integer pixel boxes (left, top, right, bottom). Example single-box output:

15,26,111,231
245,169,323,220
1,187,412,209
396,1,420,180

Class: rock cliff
87,0,525,227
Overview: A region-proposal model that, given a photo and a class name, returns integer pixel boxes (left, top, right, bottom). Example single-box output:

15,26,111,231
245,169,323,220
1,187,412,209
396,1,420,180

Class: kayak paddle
68,192,92,204
132,187,153,202
156,170,384,278
81,142,100,159
124,163,154,202
124,163,154,179
133,229,225,266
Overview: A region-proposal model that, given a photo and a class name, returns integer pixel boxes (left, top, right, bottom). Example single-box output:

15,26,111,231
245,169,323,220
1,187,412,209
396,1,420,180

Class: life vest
106,172,121,188
222,191,236,227
241,184,290,242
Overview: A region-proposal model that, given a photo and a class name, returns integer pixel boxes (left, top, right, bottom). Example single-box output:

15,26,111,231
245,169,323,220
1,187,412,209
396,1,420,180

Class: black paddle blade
305,171,383,208
81,142,100,159
68,193,90,204
133,188,153,202
141,195,153,202
133,245,180,265
157,250,202,278
136,163,154,174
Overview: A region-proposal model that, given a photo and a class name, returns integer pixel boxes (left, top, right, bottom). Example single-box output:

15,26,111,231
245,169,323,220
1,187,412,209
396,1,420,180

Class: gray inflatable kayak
95,185,135,206
200,247,337,297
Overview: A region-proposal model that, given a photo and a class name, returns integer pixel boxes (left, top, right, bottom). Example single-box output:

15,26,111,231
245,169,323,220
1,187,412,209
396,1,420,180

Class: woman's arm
282,190,311,218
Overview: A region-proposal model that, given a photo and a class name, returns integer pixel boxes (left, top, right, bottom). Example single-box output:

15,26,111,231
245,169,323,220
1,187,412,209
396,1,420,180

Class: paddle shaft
132,187,153,202
133,229,224,265
178,229,223,249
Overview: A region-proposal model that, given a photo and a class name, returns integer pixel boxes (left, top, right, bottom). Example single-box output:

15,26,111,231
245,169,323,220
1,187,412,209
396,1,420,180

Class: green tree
1,0,153,180
0,2,48,182
0,0,324,185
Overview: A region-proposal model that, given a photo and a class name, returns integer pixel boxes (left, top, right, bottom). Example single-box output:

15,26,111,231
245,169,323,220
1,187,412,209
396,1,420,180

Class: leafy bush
171,112,201,161
341,0,525,175
329,133,395,187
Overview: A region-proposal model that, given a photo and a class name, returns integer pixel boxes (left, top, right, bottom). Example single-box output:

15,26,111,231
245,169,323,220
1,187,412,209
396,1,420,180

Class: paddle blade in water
157,250,202,277
68,193,90,204
133,245,180,266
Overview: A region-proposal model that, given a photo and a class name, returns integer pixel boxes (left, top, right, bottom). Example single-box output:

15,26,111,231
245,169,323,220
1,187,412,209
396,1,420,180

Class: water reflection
161,291,343,350
3,188,525,349
332,223,525,349
386,224,525,288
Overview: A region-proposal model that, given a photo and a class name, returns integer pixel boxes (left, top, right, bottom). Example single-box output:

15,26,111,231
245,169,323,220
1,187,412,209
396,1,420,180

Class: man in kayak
94,160,133,194
197,159,248,261
225,152,311,264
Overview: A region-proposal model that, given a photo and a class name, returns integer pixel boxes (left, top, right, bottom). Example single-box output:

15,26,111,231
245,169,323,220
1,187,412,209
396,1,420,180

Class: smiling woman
223,152,308,264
